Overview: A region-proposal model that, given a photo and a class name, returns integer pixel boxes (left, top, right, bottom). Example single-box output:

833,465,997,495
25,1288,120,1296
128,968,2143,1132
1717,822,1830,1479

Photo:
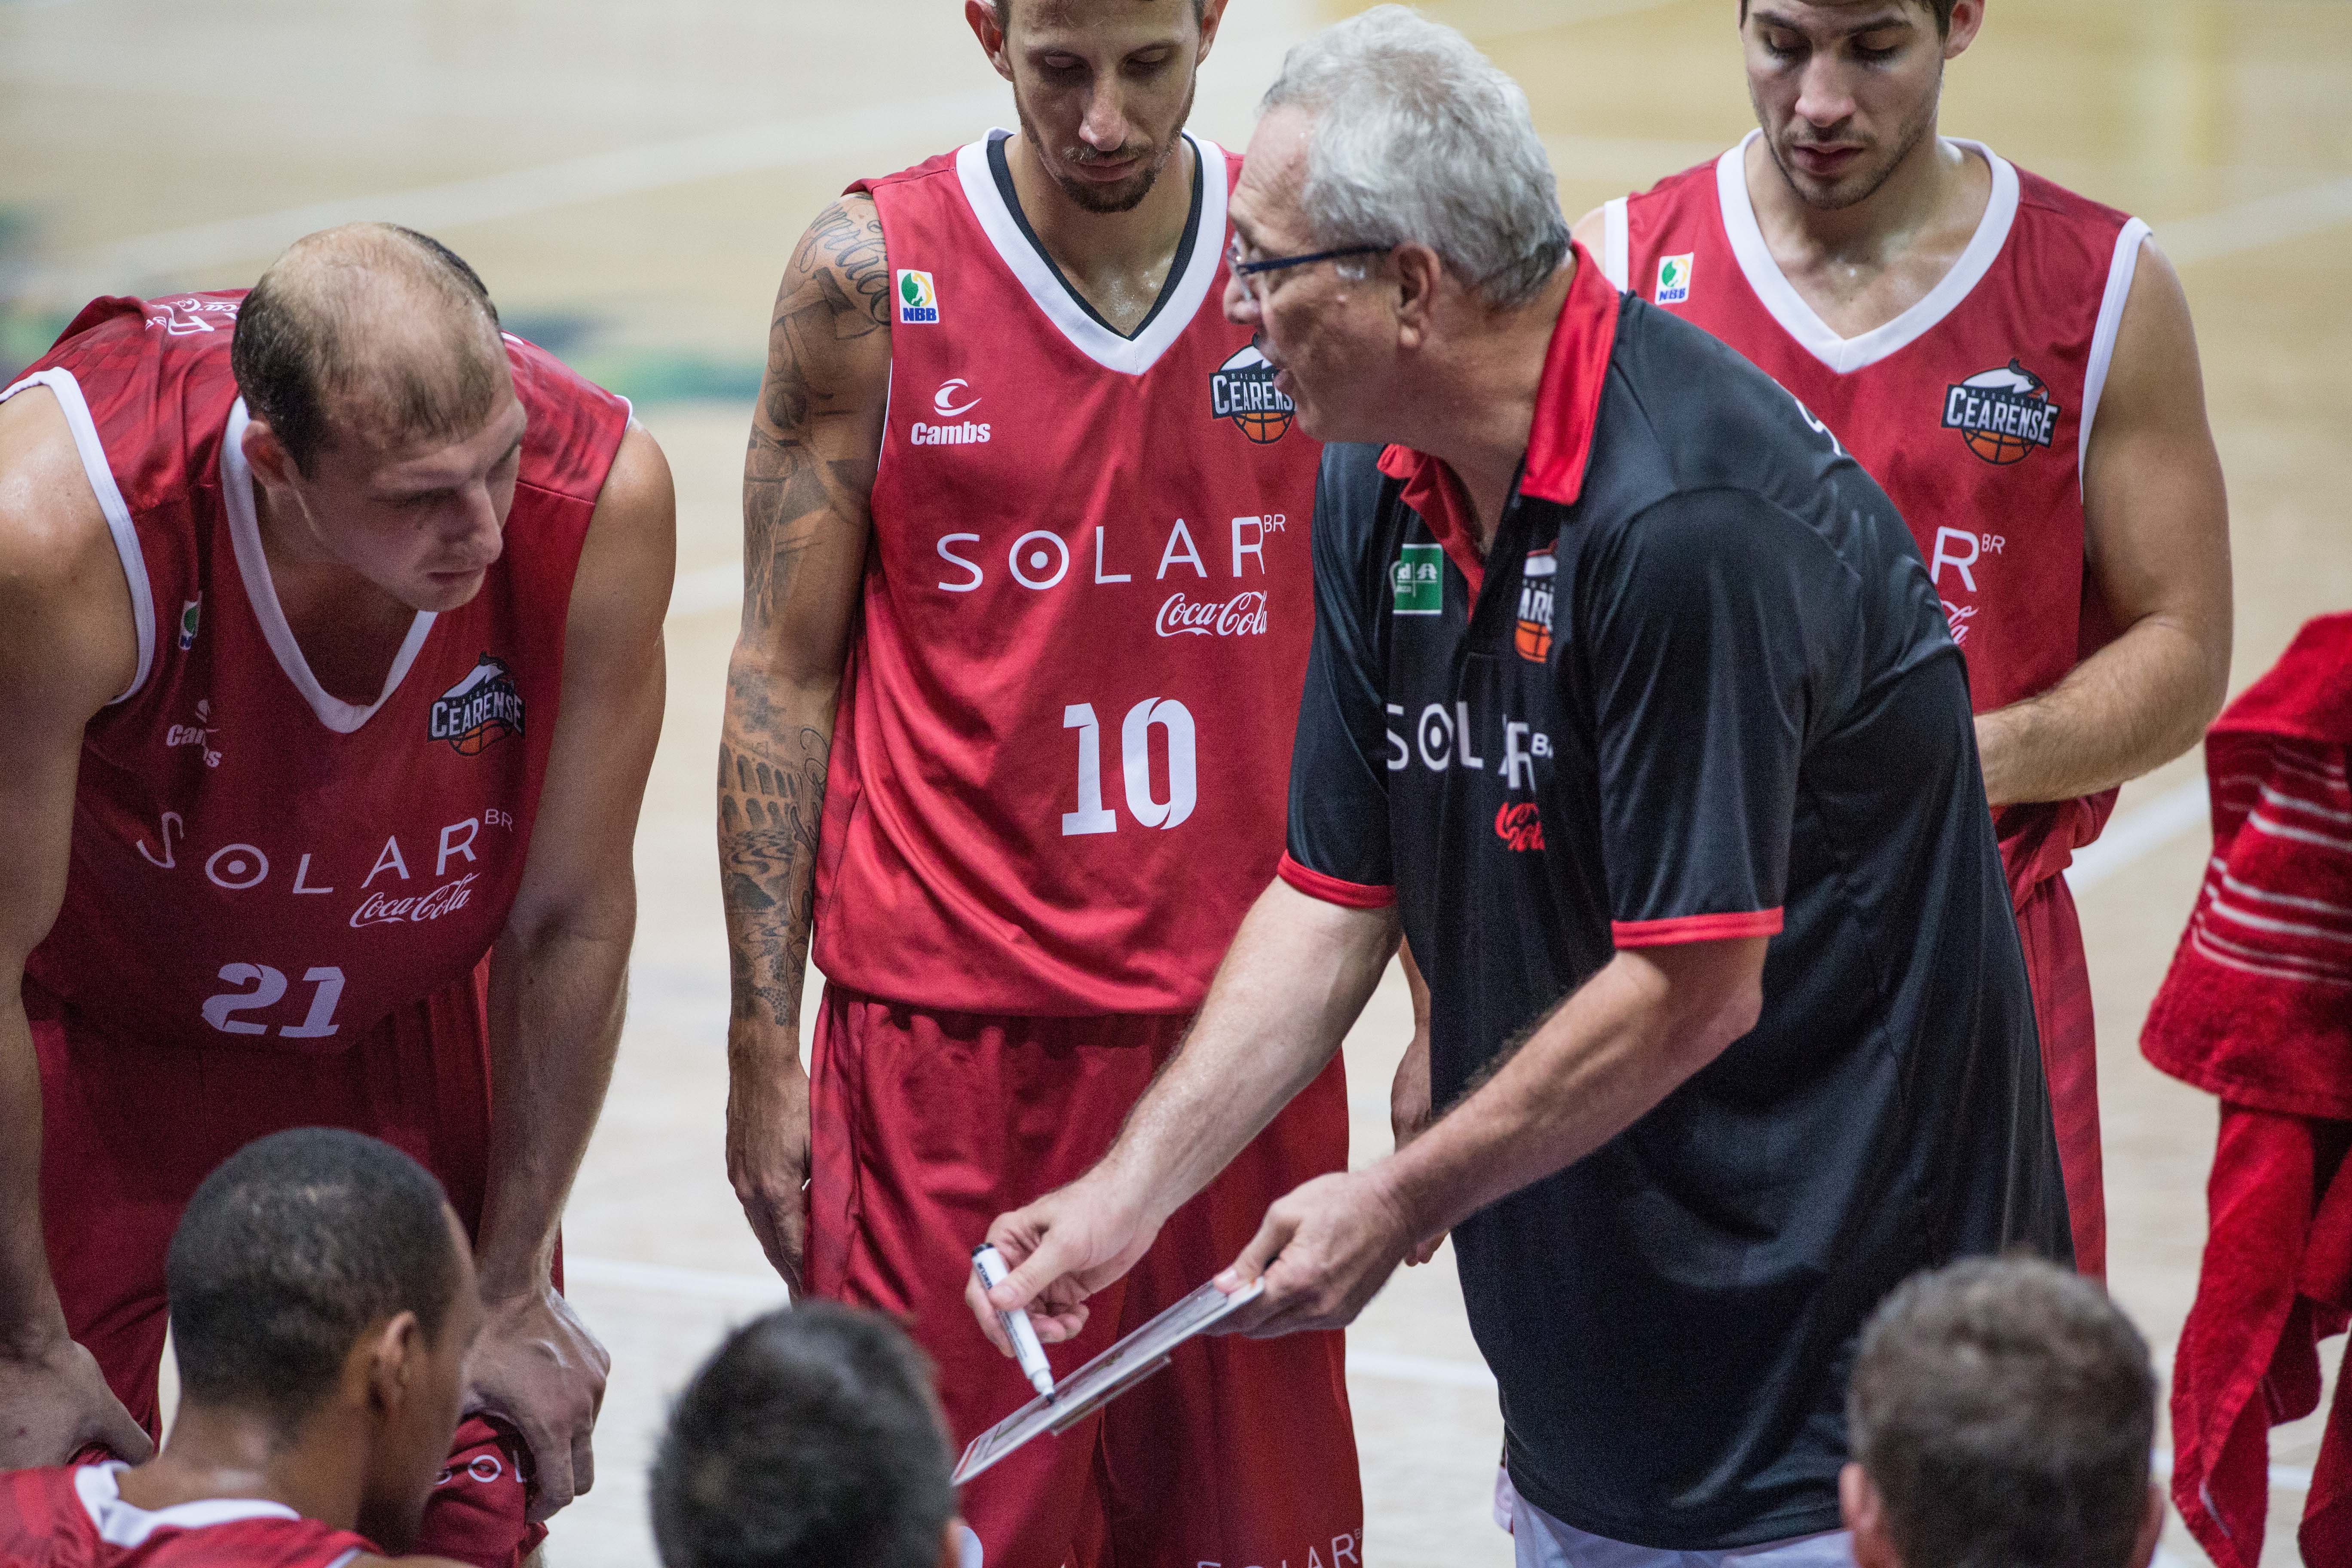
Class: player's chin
411,565,491,610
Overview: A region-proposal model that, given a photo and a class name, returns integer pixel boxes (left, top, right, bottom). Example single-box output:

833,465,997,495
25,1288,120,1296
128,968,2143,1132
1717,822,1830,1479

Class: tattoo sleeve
719,197,889,1037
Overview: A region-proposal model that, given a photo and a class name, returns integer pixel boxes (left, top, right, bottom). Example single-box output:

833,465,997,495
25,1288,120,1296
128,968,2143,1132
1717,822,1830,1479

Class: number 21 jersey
817,133,1321,1016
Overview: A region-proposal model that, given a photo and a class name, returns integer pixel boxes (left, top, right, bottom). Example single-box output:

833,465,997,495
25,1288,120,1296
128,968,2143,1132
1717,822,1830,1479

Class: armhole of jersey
1602,198,1631,291
2078,217,2151,495
0,368,156,703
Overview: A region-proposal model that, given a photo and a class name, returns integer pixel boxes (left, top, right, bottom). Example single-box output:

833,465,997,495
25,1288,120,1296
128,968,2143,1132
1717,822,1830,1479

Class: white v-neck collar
220,399,437,734
955,131,1228,377
1717,130,2019,375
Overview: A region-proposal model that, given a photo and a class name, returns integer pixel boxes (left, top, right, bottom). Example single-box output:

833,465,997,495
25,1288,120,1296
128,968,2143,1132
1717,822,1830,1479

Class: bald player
0,225,673,1567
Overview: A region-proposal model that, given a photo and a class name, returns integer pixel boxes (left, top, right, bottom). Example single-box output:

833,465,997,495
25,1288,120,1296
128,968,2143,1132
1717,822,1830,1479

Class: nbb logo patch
429,655,524,755
896,270,939,325
1943,359,2061,465
1391,543,1443,616
1210,345,1294,443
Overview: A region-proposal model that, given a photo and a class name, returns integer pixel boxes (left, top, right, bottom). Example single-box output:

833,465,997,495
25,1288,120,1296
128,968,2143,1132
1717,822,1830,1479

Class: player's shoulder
2003,156,2136,236
845,145,965,200
501,332,631,503
0,379,124,614
1626,151,1724,211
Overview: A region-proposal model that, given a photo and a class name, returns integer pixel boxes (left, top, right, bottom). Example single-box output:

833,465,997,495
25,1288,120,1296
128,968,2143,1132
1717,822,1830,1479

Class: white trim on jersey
74,1462,304,1548
0,368,159,704
1601,197,1630,291
2078,217,2152,495
220,398,438,734
952,132,1231,377
1715,130,2021,376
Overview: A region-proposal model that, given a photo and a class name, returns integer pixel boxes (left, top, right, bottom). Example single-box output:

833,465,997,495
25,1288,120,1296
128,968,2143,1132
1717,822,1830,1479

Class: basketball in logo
1941,360,2061,466
1209,345,1295,444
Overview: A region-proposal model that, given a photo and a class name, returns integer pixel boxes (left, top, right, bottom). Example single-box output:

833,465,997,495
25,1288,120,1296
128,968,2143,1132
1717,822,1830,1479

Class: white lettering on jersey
1929,526,1981,593
364,836,412,888
436,818,481,876
937,534,984,592
1232,516,1267,576
1156,519,1207,580
292,854,335,895
1009,531,1071,590
1393,707,1550,790
1093,527,1132,584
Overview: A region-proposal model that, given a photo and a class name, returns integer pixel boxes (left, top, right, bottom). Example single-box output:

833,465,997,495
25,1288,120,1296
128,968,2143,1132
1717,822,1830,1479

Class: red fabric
25,981,544,1568
1276,853,1394,910
0,1464,374,1568
804,986,1363,1568
2166,1107,2352,1568
2144,615,2352,1116
2146,617,2352,1568
1619,148,2133,901
9,293,625,1056
2017,873,2104,1278
1609,908,1783,948
814,143,1323,1018
1372,241,1621,601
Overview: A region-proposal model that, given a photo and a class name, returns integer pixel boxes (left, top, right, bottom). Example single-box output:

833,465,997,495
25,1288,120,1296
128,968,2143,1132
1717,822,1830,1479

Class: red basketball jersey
1606,137,2148,900
3,293,628,1051
815,134,1321,1015
0,1465,374,1568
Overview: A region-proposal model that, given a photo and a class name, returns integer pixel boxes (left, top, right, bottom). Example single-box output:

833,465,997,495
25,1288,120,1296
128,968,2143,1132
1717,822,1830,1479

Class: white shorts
1499,1465,1854,1568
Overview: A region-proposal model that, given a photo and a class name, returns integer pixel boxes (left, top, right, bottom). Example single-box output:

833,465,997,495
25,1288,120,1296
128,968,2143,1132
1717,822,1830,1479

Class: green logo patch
1391,543,1444,616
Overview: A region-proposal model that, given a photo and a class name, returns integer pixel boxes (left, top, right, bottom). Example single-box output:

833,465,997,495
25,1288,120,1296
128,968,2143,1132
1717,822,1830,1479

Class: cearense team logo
896,270,939,325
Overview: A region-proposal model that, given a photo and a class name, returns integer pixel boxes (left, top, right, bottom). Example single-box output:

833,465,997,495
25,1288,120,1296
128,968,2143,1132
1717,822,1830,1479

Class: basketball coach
968,9,2071,1563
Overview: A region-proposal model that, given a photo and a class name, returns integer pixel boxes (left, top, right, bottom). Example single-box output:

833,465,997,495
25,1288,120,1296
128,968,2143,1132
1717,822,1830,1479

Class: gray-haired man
966,9,2069,1564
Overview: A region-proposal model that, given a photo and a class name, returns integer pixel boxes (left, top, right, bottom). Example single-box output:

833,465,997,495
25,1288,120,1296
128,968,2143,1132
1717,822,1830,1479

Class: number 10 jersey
815,134,1323,1016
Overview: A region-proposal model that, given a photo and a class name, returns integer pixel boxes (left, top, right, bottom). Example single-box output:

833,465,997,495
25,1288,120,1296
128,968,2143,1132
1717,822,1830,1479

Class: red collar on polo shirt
1375,243,1622,601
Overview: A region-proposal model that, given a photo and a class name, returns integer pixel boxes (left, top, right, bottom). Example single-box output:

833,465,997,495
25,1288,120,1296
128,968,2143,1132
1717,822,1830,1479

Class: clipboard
951,1276,1267,1485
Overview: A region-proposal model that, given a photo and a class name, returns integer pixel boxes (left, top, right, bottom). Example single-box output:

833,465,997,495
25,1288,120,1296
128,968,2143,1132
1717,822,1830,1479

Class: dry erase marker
972,1244,1056,1402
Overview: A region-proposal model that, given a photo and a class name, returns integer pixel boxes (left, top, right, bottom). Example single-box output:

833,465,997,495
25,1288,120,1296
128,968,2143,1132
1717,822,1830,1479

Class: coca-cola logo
1156,591,1269,637
1494,802,1545,853
349,873,479,930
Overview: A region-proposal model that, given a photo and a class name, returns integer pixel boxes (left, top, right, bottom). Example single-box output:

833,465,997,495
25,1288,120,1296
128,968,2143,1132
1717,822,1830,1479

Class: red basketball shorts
26,974,544,1568
2016,873,2104,1280
806,984,1365,1568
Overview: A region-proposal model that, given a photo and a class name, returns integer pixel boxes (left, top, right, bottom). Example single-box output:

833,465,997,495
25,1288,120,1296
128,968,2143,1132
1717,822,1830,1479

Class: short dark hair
1741,0,1957,34
165,1128,461,1433
992,0,1207,31
230,223,502,477
1850,1257,2156,1568
651,1303,956,1568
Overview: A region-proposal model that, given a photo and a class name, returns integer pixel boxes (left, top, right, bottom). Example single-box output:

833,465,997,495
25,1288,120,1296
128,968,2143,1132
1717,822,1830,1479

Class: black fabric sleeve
1579,487,1847,945
1283,445,1397,903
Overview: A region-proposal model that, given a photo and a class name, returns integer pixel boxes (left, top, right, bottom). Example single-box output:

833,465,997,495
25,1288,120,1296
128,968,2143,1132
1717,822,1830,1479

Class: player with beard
717,1,1356,1563
1544,0,2233,1282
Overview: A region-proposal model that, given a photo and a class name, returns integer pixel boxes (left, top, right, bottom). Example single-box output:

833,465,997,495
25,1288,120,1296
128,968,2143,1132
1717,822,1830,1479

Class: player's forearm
1099,880,1397,1226
475,916,632,1299
717,651,836,1070
0,991,70,1353
1975,611,2230,808
1373,946,1761,1246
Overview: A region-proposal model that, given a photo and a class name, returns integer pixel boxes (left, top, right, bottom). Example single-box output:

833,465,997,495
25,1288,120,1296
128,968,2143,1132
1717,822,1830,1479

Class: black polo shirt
1280,254,2071,1550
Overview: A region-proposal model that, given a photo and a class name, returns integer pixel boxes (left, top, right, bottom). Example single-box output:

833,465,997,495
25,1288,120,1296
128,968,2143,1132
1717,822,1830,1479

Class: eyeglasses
1226,236,1392,291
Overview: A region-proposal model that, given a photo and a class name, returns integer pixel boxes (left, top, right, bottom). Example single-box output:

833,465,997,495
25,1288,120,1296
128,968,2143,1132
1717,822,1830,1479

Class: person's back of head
165,1126,479,1551
1844,1256,2162,1568
652,1302,960,1568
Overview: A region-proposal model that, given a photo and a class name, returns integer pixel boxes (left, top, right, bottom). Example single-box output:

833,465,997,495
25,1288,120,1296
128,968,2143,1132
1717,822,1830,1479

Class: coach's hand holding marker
971,1245,1056,1402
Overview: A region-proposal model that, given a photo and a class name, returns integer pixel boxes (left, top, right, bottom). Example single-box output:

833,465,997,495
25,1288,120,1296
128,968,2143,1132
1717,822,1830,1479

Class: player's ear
1840,1462,1899,1568
1941,0,1984,58
2129,1482,2165,1568
1193,0,1229,66
938,1520,980,1568
965,0,1013,82
364,1309,426,1416
241,417,301,491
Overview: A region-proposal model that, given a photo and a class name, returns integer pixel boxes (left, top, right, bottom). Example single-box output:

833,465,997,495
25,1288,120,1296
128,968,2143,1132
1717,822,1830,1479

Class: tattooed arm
720,193,892,1294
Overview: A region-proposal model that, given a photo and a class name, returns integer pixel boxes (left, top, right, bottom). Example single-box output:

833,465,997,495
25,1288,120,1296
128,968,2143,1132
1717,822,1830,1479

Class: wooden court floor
6,1,2351,1563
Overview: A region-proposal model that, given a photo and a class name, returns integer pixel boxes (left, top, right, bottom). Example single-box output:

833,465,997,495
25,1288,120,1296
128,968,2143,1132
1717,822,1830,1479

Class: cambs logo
1209,344,1294,443
896,270,940,325
429,655,525,756
1942,359,2061,465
